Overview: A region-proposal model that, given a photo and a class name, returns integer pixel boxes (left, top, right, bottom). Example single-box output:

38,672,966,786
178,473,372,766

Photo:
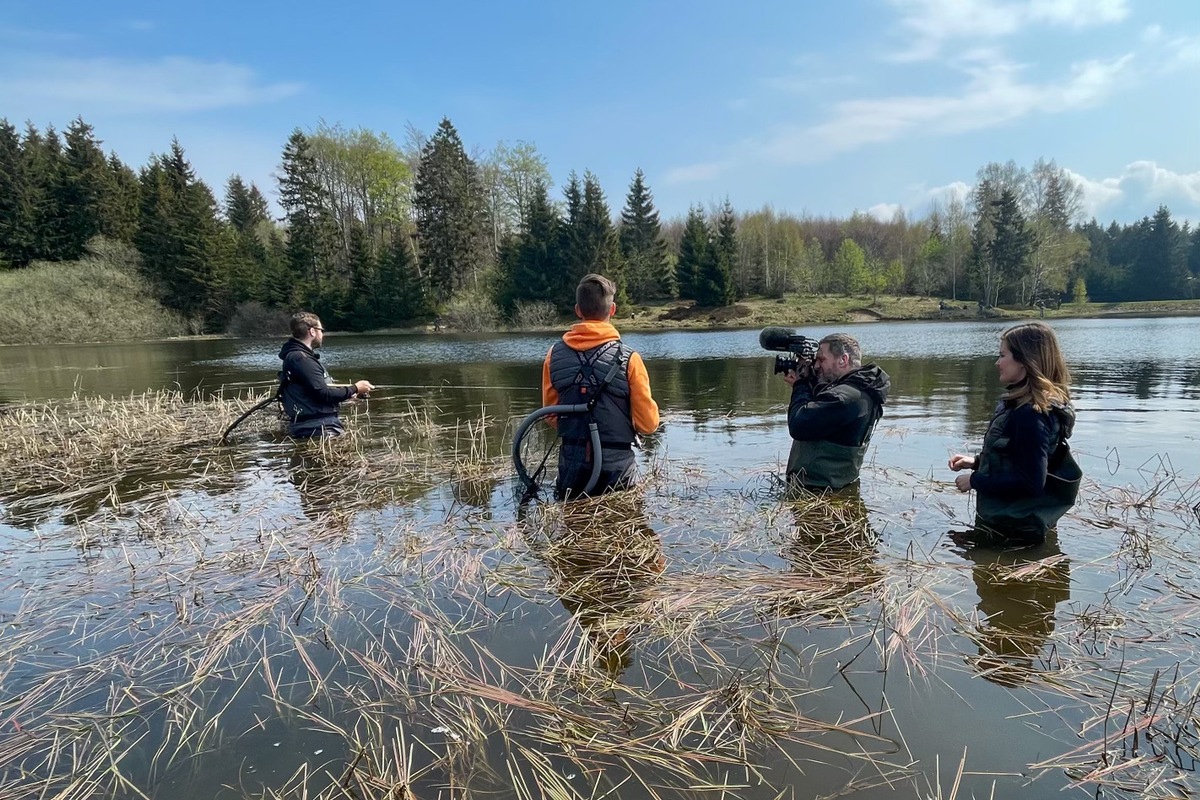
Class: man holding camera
782,333,890,491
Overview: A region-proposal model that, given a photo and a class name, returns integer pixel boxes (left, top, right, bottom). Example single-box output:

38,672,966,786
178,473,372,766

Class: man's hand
954,473,973,493
948,453,976,471
782,363,812,387
352,380,374,397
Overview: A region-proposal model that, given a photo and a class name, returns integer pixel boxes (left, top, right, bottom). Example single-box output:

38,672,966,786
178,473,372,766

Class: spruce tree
696,199,737,306
373,231,425,325
134,141,223,326
340,222,375,328
497,181,563,311
23,124,70,261
975,189,1034,307
559,171,625,306
278,129,337,312
56,117,112,259
102,154,141,243
619,168,672,301
225,175,256,233
413,117,491,304
1132,206,1189,300
0,119,34,267
676,206,709,302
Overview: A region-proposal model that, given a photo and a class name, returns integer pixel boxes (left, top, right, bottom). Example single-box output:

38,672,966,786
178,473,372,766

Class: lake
1,316,1198,799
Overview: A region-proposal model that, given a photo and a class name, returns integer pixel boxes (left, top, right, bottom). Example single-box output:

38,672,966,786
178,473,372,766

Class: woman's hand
948,453,976,471
954,473,973,493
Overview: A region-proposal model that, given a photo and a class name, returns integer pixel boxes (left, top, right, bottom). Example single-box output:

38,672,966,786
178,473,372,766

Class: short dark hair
819,333,862,368
290,311,321,339
576,273,616,319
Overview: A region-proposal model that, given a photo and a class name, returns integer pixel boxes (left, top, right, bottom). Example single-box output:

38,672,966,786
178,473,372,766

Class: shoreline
4,298,1200,346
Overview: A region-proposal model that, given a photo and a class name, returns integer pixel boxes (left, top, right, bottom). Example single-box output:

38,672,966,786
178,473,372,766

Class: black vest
975,402,1081,538
548,340,636,447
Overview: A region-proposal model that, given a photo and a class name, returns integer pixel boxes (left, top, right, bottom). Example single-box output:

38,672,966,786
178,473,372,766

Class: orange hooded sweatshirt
541,320,659,435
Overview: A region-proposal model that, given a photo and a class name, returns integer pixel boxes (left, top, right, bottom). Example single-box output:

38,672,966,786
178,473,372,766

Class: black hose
511,403,603,499
219,393,280,445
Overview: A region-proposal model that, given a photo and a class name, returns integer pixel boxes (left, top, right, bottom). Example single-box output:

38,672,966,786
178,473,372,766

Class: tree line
2,116,1199,332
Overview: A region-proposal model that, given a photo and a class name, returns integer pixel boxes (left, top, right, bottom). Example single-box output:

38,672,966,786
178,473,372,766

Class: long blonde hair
1001,322,1071,411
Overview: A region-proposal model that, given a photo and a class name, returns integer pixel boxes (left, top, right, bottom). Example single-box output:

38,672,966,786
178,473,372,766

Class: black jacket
278,338,353,432
788,365,891,447
971,400,1076,499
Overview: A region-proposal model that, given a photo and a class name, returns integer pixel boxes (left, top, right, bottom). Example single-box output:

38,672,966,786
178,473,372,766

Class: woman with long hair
949,322,1081,546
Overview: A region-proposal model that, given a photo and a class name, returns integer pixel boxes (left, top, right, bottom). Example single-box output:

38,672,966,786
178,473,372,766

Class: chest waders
512,351,626,500
218,355,330,444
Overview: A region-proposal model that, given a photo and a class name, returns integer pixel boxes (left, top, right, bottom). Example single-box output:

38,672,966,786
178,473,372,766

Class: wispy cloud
664,160,731,186
886,0,1130,62
0,26,80,44
0,55,302,114
758,53,1133,164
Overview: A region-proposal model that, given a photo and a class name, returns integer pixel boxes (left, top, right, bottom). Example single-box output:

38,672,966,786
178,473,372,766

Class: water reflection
524,496,665,680
286,441,432,525
960,537,1071,687
776,488,882,617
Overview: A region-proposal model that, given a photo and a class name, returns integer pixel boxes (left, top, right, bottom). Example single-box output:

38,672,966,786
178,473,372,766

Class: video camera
759,327,819,375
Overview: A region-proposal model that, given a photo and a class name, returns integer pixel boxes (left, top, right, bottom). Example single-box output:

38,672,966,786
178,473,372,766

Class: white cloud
1027,0,1128,27
1113,161,1200,204
925,181,972,206
1061,168,1122,217
1141,24,1164,44
866,203,902,222
887,0,1129,61
758,53,1132,164
664,161,730,186
1161,34,1200,71
0,54,302,114
861,162,1200,226
1063,162,1200,222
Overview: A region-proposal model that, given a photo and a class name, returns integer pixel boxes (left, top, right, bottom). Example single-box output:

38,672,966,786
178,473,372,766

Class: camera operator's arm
787,381,859,441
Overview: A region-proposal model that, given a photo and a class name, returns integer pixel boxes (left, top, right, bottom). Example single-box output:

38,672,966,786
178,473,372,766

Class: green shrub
226,301,291,338
0,238,187,345
510,299,559,329
441,290,502,332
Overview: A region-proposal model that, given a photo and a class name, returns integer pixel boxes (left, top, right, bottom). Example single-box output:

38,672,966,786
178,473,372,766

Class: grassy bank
383,294,1200,336
608,295,1200,333
0,240,187,345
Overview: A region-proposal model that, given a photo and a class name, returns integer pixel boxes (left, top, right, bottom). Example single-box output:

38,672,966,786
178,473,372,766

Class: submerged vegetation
1,393,1199,798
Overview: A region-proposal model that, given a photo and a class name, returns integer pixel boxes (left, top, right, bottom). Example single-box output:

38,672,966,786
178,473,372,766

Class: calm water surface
1,316,1198,799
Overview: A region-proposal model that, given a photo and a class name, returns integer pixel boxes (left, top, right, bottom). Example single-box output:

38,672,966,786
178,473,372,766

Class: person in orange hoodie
542,273,659,500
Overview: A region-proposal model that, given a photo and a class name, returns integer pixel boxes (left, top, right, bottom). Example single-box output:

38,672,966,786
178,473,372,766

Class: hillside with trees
2,115,1198,341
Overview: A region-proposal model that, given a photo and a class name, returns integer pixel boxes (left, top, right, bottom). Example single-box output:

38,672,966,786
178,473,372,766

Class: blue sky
2,0,1198,224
